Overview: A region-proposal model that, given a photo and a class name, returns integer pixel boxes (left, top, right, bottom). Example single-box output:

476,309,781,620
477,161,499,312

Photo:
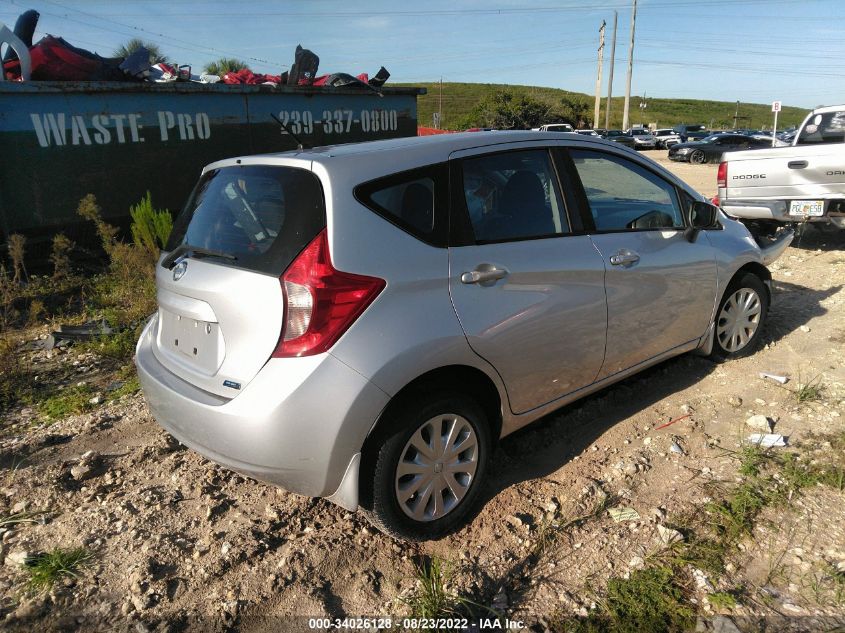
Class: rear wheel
710,273,768,361
690,149,706,164
360,393,491,541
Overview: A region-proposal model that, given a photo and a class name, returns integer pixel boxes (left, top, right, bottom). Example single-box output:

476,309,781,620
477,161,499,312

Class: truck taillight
717,161,727,189
272,229,385,358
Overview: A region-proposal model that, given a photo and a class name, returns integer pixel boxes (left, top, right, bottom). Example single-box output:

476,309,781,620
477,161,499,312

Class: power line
34,0,828,18
3,0,286,69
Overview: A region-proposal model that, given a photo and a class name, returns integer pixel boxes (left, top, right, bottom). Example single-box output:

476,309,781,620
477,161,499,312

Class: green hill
396,82,807,132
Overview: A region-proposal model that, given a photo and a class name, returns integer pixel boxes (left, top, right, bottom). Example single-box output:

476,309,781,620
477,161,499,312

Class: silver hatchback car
136,131,792,540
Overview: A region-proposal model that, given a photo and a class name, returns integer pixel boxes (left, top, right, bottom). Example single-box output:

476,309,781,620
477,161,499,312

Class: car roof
810,104,845,114
210,130,624,169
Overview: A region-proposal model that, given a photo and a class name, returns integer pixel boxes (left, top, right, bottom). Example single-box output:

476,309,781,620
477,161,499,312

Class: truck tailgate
724,144,845,200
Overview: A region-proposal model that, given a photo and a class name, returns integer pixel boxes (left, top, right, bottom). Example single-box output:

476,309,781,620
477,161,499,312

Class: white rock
745,415,773,432
657,524,684,545
4,550,28,566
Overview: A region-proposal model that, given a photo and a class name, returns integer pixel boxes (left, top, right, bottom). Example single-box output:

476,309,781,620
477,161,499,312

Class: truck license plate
789,200,824,216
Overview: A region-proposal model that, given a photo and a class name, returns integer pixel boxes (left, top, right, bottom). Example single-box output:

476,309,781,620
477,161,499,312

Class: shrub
77,194,118,256
49,234,74,280
130,191,172,258
8,234,26,284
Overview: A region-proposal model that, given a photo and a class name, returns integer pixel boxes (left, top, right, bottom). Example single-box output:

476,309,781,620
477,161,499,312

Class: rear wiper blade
161,244,237,270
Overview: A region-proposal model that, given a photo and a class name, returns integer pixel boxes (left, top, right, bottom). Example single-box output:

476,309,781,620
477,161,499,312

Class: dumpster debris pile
1,8,390,90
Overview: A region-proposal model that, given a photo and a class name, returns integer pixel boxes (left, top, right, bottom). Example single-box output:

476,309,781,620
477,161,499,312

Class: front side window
461,149,569,242
570,149,685,231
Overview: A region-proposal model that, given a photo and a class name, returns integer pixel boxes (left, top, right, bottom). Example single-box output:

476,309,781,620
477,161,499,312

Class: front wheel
710,273,768,361
360,393,491,541
690,149,706,164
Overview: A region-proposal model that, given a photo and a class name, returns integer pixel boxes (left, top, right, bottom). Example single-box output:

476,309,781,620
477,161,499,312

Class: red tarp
417,127,455,136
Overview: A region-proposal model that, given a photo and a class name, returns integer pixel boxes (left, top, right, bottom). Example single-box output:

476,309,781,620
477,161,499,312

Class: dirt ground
1,157,844,632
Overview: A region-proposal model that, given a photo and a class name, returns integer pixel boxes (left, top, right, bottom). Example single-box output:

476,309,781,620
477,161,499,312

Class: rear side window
167,165,326,275
355,164,447,246
797,111,845,145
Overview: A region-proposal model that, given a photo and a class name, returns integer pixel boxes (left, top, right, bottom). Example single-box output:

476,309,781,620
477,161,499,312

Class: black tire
690,149,706,164
710,272,769,361
359,393,491,541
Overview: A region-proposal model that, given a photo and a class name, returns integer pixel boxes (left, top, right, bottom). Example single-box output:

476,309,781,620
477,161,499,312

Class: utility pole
733,100,740,129
593,20,606,129
438,77,443,129
604,11,617,130
622,0,637,132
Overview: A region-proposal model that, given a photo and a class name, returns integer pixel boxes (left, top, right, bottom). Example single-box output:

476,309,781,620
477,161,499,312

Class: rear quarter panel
314,161,510,427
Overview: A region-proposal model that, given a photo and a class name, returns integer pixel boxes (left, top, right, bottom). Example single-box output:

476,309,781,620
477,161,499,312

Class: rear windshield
166,165,326,275
796,111,845,145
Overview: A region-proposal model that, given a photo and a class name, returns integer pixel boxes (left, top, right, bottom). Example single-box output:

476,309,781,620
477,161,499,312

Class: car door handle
788,160,808,169
461,266,508,285
609,250,640,266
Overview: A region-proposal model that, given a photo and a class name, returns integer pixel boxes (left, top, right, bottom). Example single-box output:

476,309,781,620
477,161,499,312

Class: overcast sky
1,0,842,109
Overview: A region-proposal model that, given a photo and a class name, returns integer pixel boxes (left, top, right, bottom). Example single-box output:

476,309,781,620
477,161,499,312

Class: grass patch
555,435,845,630
560,566,695,633
81,327,140,362
24,547,93,593
707,591,738,610
0,510,46,528
107,374,140,401
404,557,471,619
793,374,825,403
601,566,695,633
738,444,767,478
37,384,95,420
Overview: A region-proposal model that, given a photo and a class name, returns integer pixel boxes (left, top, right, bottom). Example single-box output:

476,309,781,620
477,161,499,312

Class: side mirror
685,201,719,242
689,200,719,229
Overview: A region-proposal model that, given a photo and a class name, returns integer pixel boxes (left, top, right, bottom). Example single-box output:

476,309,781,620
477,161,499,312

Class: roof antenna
270,112,308,150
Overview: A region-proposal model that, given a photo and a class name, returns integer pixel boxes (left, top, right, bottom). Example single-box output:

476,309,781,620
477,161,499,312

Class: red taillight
711,195,720,206
272,229,385,358
717,161,727,189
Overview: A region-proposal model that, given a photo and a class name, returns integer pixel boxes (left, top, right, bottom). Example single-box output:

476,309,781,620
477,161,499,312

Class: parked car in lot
673,123,709,143
626,128,657,150
669,134,773,164
137,131,791,540
602,129,637,148
532,123,574,132
575,129,601,137
654,128,682,149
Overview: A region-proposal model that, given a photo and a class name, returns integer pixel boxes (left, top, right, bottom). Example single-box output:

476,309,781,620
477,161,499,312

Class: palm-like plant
203,58,250,76
114,38,168,64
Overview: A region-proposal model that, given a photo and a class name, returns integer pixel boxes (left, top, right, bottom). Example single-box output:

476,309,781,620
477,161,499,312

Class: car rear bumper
720,199,833,224
135,316,390,505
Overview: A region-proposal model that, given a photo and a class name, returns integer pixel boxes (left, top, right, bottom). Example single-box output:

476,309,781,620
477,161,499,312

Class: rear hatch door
151,161,326,397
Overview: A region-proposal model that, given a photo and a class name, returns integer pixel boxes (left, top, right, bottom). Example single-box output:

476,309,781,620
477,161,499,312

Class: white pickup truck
716,104,845,232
